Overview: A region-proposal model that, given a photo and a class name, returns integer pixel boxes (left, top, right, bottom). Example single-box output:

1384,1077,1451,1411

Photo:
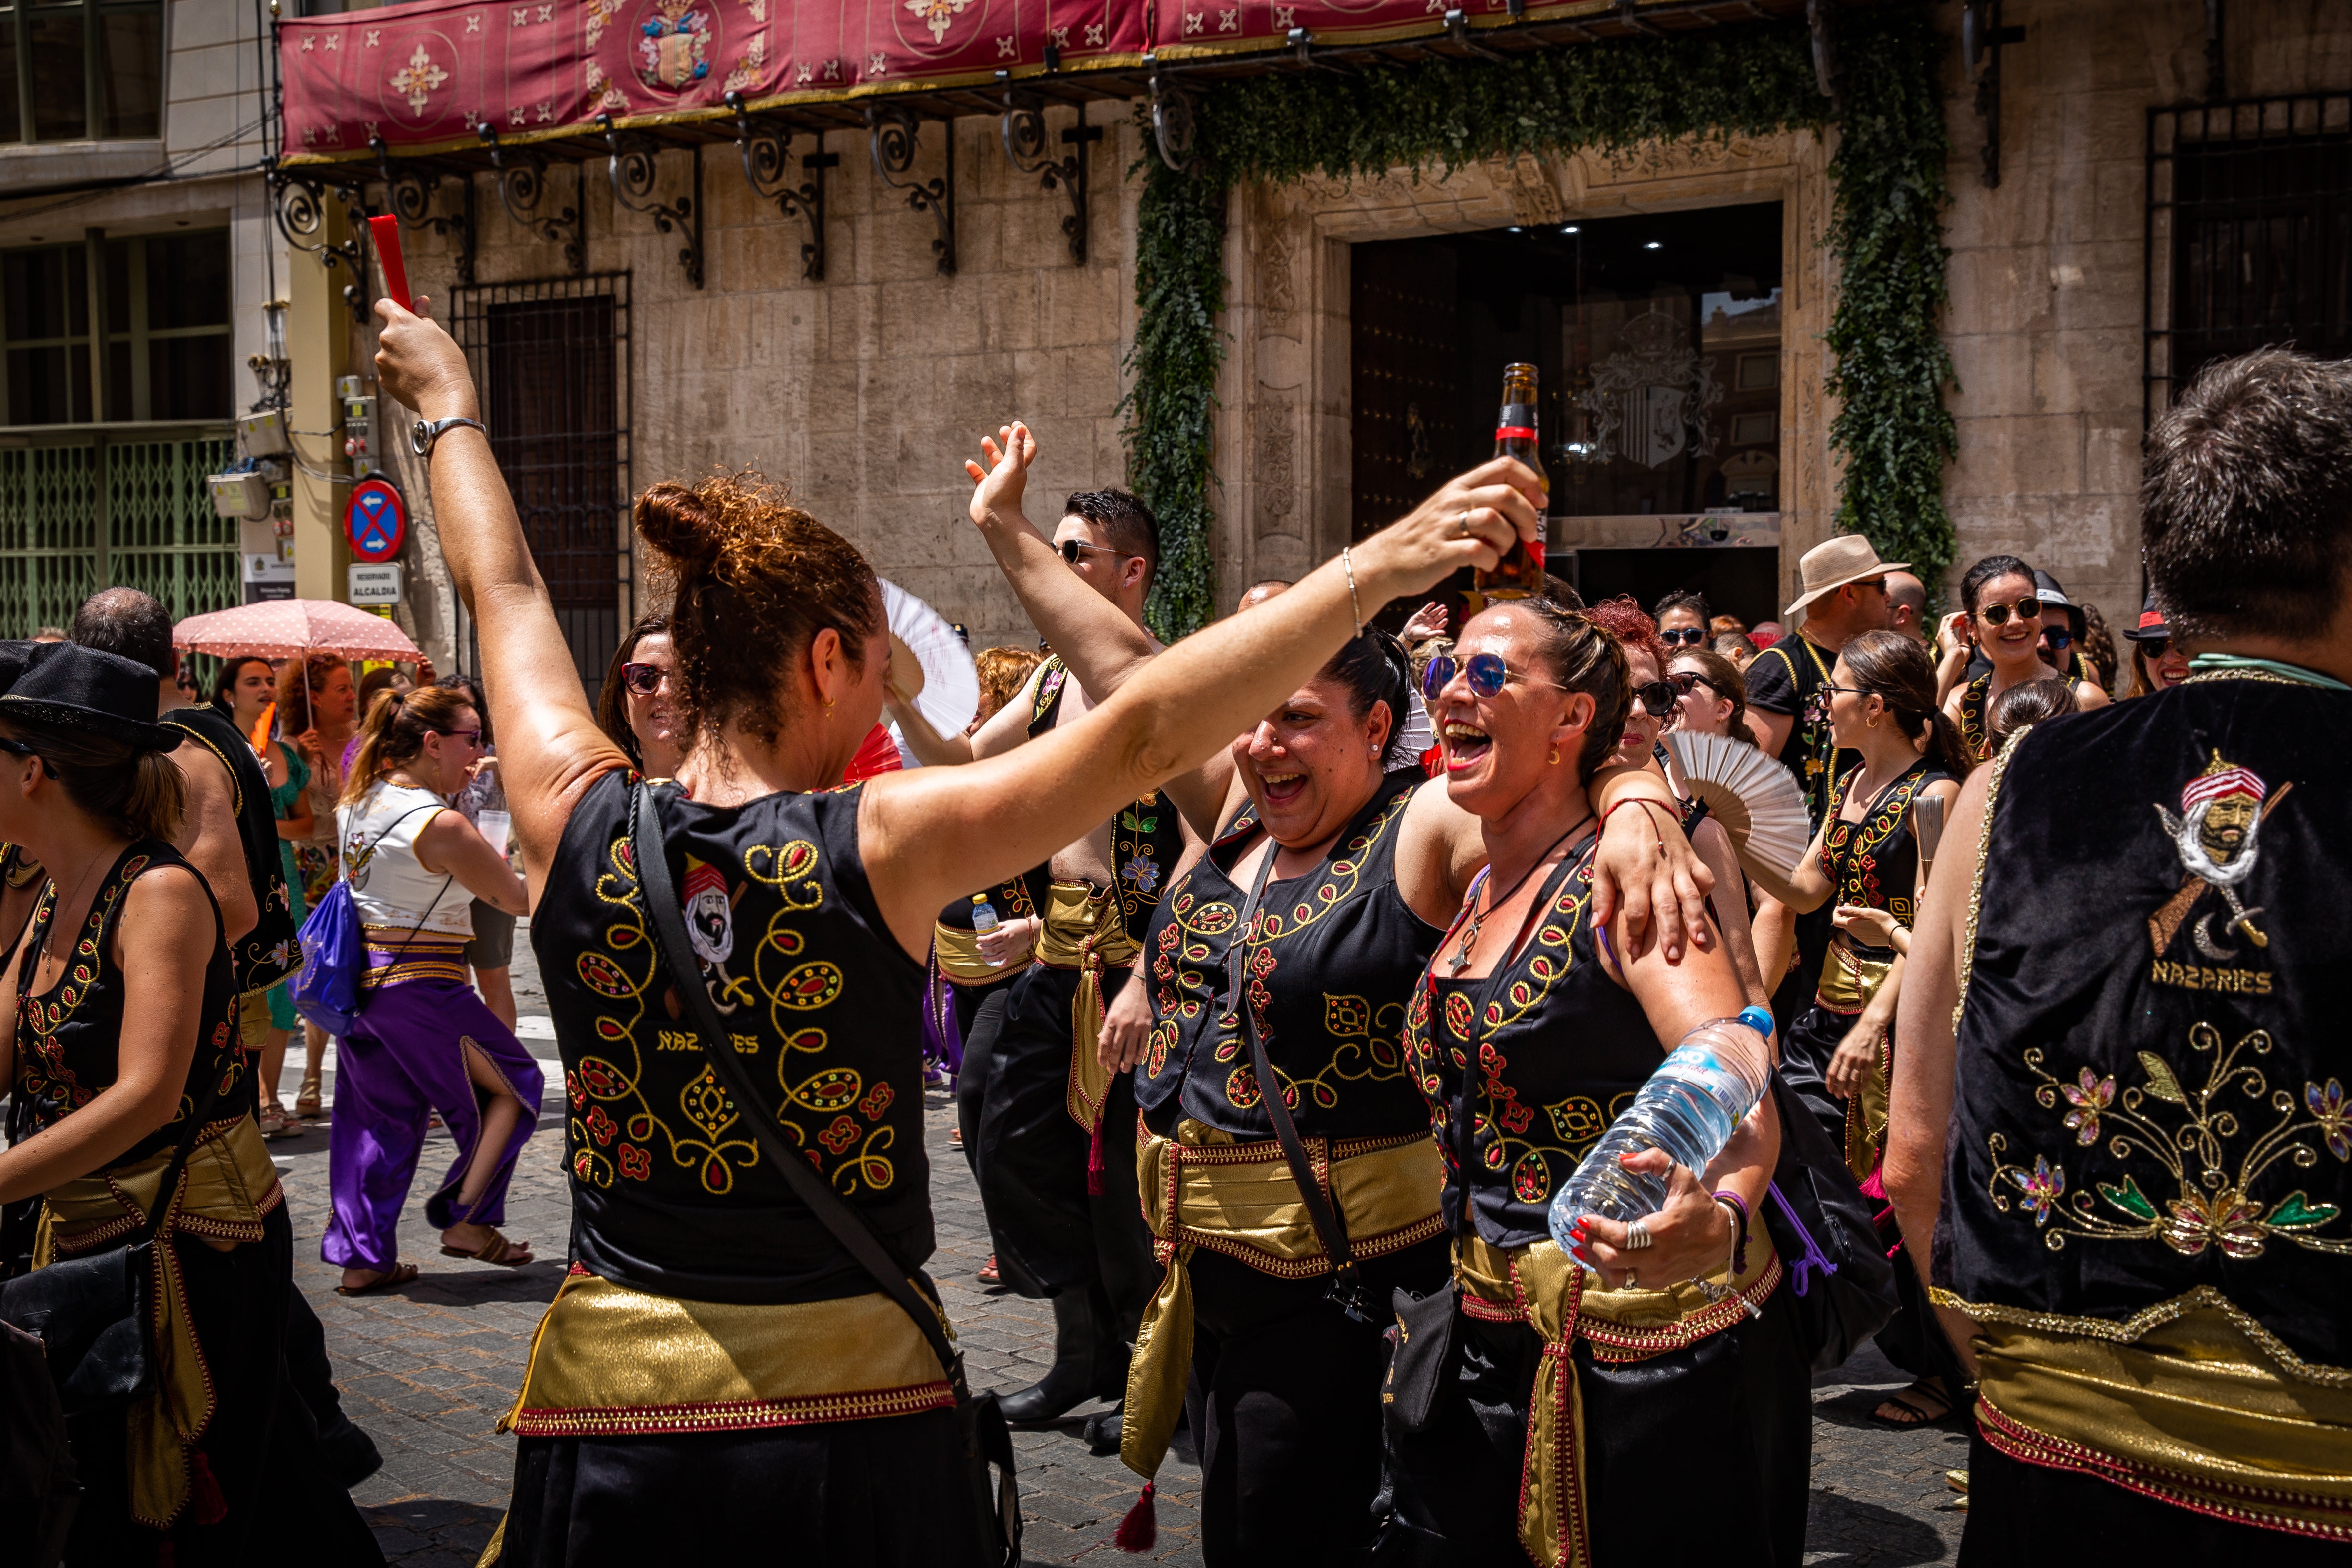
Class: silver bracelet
1342,545,1363,635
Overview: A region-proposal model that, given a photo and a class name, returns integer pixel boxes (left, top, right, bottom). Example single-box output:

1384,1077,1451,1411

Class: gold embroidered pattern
1927,1282,2352,1386
1985,1023,2352,1257
1952,722,2026,1031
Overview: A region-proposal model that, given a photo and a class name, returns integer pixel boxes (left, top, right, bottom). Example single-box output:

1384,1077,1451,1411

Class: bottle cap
972,894,987,904
1736,1005,1775,1038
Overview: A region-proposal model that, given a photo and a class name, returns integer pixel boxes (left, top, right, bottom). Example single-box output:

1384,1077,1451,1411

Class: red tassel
188,1450,229,1526
157,1544,175,1568
1086,1114,1107,1197
1114,1482,1156,1552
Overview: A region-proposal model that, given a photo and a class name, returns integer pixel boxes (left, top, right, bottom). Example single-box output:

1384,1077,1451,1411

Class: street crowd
0,293,2345,1568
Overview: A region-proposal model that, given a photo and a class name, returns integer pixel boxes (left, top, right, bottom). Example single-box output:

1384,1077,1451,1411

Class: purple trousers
322,975,544,1272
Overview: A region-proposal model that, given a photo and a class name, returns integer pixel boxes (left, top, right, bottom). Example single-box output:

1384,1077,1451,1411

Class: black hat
0,643,183,752
2123,591,2171,643
2030,569,2088,642
0,640,39,698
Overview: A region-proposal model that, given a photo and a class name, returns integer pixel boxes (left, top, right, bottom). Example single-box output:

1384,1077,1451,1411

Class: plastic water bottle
970,894,999,935
1547,1005,1777,1247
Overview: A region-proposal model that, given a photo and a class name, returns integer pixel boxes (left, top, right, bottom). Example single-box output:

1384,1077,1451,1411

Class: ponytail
342,684,476,805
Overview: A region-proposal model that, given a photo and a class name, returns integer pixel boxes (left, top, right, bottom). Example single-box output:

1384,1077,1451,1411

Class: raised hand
1400,602,1450,644
965,421,1039,533
1349,457,1547,607
372,297,478,422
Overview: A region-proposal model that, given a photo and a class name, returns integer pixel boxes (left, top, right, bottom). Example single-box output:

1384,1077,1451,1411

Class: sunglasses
1058,539,1133,566
1630,680,1679,715
1975,596,2043,627
2136,636,2172,659
1666,670,1720,698
1422,651,1567,700
1658,626,1707,647
0,736,57,778
2042,628,2074,650
620,660,669,698
433,728,483,747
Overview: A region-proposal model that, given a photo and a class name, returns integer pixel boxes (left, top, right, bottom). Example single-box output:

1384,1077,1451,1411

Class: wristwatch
411,415,486,458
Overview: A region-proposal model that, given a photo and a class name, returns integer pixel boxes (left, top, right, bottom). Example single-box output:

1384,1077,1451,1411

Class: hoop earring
1548,744,1561,766
824,697,836,715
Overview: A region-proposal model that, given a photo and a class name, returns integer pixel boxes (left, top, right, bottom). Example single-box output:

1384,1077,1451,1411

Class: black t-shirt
1744,633,1853,833
162,704,301,993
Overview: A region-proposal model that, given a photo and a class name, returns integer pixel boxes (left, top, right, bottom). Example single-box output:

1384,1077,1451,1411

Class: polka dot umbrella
172,597,423,661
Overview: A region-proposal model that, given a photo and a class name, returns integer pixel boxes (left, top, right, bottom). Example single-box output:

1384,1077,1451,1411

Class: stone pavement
269,934,1970,1567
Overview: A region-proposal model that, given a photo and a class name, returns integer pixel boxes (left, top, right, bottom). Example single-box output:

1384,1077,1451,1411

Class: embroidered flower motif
618,1143,650,1181
858,1081,893,1120
2004,1155,2066,1226
564,1070,587,1110
818,1114,860,1154
1122,855,1160,895
2308,1079,2351,1161
2059,1068,2116,1146
2162,1189,2268,1259
586,1106,617,1146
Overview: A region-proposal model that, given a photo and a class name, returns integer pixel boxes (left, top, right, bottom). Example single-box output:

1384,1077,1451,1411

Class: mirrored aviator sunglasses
1421,651,1515,700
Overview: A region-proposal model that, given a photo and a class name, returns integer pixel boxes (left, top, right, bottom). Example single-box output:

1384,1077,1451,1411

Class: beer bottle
1479,362,1549,600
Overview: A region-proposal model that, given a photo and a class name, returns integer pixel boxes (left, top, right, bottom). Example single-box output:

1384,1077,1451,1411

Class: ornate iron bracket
600,115,704,289
479,124,585,275
1961,0,2025,187
866,105,955,276
999,93,1101,265
1441,10,1508,63
1145,55,1200,177
372,139,475,287
269,165,374,324
727,91,834,282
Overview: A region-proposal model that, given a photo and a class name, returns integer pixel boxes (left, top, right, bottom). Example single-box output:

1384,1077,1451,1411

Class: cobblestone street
273,935,1970,1567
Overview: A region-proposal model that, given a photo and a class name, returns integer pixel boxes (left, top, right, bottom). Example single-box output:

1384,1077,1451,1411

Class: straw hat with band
0,643,185,753
2123,593,2171,645
1783,535,1909,621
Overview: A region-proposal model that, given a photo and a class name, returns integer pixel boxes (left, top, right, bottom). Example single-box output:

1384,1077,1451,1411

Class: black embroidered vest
1029,655,1186,935
1814,758,1951,998
163,704,301,992
1136,769,1439,1140
1404,834,1661,1249
1957,670,1996,764
1940,678,2352,1366
538,770,932,1306
13,841,241,1165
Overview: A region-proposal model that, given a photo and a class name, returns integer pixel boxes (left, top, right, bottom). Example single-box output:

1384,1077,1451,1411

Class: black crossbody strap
1224,838,1368,1317
628,786,967,1393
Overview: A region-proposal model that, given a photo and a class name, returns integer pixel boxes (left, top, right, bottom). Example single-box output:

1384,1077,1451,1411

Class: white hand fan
879,579,980,739
1663,731,1812,880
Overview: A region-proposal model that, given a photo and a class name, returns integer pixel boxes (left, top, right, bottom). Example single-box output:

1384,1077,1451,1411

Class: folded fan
1663,731,1812,880
879,578,980,739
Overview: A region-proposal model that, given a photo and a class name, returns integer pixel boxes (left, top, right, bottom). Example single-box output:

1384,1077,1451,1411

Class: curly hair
971,646,1041,726
636,472,883,751
1581,594,1669,679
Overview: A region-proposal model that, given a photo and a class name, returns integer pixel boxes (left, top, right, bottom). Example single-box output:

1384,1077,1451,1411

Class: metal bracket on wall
478,125,586,275
727,91,834,282
268,166,374,325
1144,55,1200,176
867,106,955,275
998,90,1101,265
601,117,705,289
372,139,475,287
1961,0,2026,187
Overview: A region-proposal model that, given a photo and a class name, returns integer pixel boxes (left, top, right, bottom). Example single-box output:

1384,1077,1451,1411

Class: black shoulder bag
1225,841,1373,1324
630,786,1019,1568
1756,1069,1899,1373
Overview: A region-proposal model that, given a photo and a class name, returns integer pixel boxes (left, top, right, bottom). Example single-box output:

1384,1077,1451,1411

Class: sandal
1872,1378,1953,1427
977,1254,999,1285
257,1104,298,1140
294,1073,323,1120
441,1229,534,1267
335,1261,420,1297
949,1126,964,1149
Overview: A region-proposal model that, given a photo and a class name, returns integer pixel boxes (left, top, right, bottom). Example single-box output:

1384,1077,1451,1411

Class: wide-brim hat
0,643,183,752
2123,591,2172,643
0,640,40,698
2031,569,2088,641
1785,535,1909,620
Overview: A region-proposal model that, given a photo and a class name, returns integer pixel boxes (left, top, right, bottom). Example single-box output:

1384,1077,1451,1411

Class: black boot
998,1289,1105,1424
1082,1399,1124,1456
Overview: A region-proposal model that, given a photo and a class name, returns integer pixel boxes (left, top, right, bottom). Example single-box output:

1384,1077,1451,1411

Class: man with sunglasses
889,421,1201,1431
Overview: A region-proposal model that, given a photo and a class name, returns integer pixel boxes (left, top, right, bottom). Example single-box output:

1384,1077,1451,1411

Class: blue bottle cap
1737,1005,1775,1038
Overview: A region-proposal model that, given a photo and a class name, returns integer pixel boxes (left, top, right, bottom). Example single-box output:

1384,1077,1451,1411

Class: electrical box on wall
209,471,273,520
237,409,291,459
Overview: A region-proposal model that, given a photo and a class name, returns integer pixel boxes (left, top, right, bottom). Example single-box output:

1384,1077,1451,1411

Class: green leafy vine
1125,9,1954,636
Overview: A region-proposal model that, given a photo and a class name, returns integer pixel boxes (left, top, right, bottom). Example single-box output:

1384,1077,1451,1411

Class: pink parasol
173,598,422,661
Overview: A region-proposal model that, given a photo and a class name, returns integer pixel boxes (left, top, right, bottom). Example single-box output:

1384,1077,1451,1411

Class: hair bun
635,482,723,567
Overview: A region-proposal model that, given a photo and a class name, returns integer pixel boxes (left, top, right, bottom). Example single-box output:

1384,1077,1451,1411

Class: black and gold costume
1779,758,1950,1173
973,658,1177,1335
1744,631,1851,1036
1936,673,2352,1556
1957,670,1995,764
13,842,377,1560
493,772,986,1564
164,704,302,996
938,868,1044,1180
1374,834,1808,1568
1122,770,1448,1561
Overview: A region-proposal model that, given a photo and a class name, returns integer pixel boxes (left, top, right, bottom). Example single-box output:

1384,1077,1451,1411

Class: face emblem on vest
681,855,751,1014
2152,753,2288,959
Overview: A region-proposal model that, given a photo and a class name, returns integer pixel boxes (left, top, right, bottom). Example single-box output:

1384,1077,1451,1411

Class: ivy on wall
1126,8,1954,636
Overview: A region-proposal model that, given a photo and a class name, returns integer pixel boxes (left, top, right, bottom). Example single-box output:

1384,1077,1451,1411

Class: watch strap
411,415,486,457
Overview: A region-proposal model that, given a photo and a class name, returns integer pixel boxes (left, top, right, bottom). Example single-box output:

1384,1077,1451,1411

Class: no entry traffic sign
345,478,407,564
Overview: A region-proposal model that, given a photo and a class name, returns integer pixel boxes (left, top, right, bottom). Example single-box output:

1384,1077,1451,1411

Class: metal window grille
447,274,631,706
2146,93,2352,425
0,431,234,634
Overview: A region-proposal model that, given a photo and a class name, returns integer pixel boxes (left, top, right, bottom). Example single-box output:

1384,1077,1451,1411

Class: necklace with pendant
1447,813,1592,975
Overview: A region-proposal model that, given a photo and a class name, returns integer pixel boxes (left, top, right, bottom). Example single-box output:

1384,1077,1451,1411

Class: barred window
0,231,232,427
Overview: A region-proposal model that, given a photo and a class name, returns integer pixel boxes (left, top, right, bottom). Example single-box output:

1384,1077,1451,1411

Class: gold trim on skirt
1120,1121,1446,1481
1936,1284,2352,1540
499,1271,956,1437
1454,1229,1781,1568
1032,881,1142,1135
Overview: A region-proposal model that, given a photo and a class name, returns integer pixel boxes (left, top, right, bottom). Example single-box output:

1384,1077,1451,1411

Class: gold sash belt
361,926,473,990
36,1115,282,1529
1032,882,1141,1134
499,1269,957,1437
1936,1284,2352,1541
1120,1121,1446,1481
1455,1229,1781,1568
933,920,1034,986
